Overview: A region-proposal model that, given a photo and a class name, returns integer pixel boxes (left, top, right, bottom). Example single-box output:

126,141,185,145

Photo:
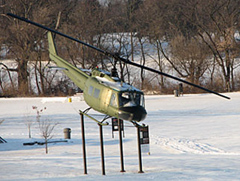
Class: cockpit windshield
119,91,145,107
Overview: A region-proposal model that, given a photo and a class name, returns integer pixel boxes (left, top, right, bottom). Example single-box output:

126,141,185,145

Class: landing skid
79,108,110,126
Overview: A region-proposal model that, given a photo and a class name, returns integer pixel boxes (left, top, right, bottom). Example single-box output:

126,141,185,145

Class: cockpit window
119,91,144,107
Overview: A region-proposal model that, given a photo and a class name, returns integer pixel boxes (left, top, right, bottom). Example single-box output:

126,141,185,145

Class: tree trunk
17,59,29,95
225,50,231,92
45,139,48,154
0,63,15,92
139,37,146,90
34,62,41,95
28,126,31,139
156,40,165,90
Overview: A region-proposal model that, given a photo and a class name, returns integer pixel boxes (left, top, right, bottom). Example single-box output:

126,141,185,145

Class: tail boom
47,32,89,90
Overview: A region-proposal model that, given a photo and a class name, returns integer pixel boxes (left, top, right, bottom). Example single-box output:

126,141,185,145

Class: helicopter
7,13,230,124
47,31,146,122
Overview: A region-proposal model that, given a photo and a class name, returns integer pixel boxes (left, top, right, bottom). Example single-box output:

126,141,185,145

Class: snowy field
1,92,240,180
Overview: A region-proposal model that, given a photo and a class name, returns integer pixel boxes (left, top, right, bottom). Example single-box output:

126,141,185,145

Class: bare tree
178,0,240,91
38,118,58,154
0,0,47,95
32,106,46,122
32,105,57,153
59,0,104,69
23,113,34,139
0,62,16,96
139,0,240,92
170,35,211,87
136,0,172,92
1,0,238,96
0,0,77,96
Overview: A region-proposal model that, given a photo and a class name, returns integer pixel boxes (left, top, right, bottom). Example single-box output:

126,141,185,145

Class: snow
1,92,240,180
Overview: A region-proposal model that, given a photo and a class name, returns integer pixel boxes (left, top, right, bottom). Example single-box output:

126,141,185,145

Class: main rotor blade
7,13,230,100
116,56,230,100
7,13,112,57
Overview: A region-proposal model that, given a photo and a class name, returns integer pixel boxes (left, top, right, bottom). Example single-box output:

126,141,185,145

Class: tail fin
47,32,57,55
47,31,90,90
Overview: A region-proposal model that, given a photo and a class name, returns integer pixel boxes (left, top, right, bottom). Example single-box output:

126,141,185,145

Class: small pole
99,123,106,175
118,118,125,172
80,113,87,174
137,126,144,173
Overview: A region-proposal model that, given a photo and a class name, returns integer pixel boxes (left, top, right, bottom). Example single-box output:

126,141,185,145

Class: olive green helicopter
7,13,230,125
47,31,147,123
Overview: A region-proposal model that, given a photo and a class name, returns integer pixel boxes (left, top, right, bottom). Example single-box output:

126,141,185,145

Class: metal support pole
80,113,87,174
99,124,106,175
137,126,144,173
118,118,125,172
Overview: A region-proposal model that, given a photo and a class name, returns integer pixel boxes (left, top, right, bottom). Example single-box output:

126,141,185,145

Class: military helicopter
47,31,146,122
7,13,230,125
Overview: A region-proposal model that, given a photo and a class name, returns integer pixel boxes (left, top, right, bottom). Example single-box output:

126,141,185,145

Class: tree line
0,0,239,97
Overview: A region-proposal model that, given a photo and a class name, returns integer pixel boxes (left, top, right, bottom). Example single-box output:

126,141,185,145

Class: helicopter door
100,89,112,113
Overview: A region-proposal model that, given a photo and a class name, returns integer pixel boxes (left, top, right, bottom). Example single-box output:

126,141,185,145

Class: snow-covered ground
1,92,240,180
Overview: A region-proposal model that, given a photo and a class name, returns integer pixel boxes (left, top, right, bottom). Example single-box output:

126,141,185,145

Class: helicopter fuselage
47,32,147,122
84,69,147,121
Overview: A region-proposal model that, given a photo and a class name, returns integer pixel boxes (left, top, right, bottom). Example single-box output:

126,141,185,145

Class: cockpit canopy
119,91,145,107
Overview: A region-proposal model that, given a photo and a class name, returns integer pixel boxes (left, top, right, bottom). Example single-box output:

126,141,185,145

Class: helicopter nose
119,106,147,122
